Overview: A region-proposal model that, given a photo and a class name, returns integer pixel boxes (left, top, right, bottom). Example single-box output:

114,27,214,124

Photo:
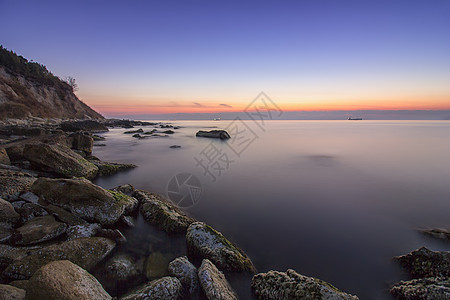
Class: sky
1,0,449,118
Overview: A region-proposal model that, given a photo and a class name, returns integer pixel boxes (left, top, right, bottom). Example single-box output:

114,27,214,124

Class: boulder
45,204,87,226
124,128,144,134
390,277,450,300
196,130,230,139
89,160,137,176
198,259,237,300
26,260,111,300
251,269,359,300
394,247,450,278
0,169,36,199
120,276,183,300
23,143,98,179
70,132,93,155
112,184,135,196
102,254,142,291
15,203,48,225
145,252,170,279
0,284,25,300
420,228,450,242
12,215,67,245
18,192,39,204
32,177,138,226
0,198,20,224
168,256,199,294
0,148,10,165
134,190,195,233
186,222,255,272
66,223,101,240
60,120,108,133
3,237,115,280
163,130,174,134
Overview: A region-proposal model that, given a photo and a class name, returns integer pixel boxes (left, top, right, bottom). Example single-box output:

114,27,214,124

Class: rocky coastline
0,119,448,299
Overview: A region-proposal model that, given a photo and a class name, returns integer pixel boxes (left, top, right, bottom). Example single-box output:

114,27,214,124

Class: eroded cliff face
0,66,103,121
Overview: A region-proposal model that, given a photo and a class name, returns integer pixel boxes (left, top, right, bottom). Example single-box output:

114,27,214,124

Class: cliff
0,46,103,121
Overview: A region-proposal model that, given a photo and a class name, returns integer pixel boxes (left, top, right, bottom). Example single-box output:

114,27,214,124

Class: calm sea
93,120,450,299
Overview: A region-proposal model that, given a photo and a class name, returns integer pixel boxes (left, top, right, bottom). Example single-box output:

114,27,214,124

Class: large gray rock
0,198,20,224
102,254,142,291
3,237,115,280
66,223,101,241
251,269,359,300
390,277,450,300
134,190,195,233
186,222,255,272
196,130,231,139
168,256,199,294
32,177,138,226
12,215,67,245
120,276,183,300
0,284,25,300
394,247,450,278
23,143,98,179
0,148,10,165
89,160,137,176
26,260,111,300
69,131,93,155
198,259,237,300
45,204,87,226
0,169,36,199
15,203,48,225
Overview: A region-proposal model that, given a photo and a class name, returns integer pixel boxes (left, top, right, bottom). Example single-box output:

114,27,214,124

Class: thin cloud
193,102,203,107
219,103,233,108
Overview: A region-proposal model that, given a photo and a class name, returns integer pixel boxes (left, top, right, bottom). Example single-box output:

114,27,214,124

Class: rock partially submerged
120,276,183,300
390,277,450,300
134,190,195,233
89,160,137,176
32,177,138,226
393,247,450,278
3,237,116,280
60,120,108,133
198,259,237,300
102,254,142,292
26,260,111,300
196,130,230,140
124,128,143,134
168,256,199,294
420,228,450,242
145,252,170,279
23,143,98,179
186,222,255,272
251,269,359,300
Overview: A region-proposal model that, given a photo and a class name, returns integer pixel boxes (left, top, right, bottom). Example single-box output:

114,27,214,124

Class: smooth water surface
94,120,450,299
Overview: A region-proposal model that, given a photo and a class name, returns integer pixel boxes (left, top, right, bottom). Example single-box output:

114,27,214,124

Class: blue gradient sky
1,0,449,117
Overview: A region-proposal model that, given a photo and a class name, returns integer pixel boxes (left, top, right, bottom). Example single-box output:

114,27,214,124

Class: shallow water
93,120,450,299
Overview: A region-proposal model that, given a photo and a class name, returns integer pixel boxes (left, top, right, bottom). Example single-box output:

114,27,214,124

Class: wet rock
26,260,111,300
186,222,255,272
170,145,181,149
394,247,450,278
89,160,137,176
112,184,135,196
420,228,450,242
168,256,199,294
198,259,237,300
69,131,93,155
103,255,142,290
12,215,67,245
251,269,359,300
32,177,137,226
18,192,39,204
134,190,195,233
0,284,26,300
0,198,20,224
120,276,183,300
0,244,43,267
45,204,87,226
16,203,48,225
124,128,144,134
120,215,135,227
144,129,157,135
97,228,127,245
0,169,36,199
163,130,175,134
132,133,142,138
23,143,98,179
145,252,170,279
66,223,101,241
0,148,10,165
390,277,450,300
196,130,230,140
92,134,106,141
60,120,108,133
3,237,116,280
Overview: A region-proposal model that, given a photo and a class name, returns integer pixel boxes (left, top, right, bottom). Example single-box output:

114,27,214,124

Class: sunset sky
1,0,449,117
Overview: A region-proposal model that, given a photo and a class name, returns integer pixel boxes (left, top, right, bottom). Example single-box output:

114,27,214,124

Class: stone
0,284,26,300
103,255,142,290
112,184,135,196
0,169,36,199
23,143,98,179
196,130,230,139
120,215,135,227
8,280,29,292
16,203,48,225
134,190,195,233
0,148,10,165
198,259,237,300
120,276,183,300
132,133,142,138
60,120,109,133
12,215,67,245
0,227,13,243
394,247,450,278
32,177,137,226
26,260,111,300
0,198,20,224
168,256,199,294
251,269,359,300
18,191,39,204
145,252,170,279
390,277,450,300
163,130,174,134
89,160,137,176
3,237,116,280
45,204,87,226
70,131,93,155
66,223,101,240
97,228,127,245
420,228,450,242
170,145,181,148
186,222,255,272
124,128,144,134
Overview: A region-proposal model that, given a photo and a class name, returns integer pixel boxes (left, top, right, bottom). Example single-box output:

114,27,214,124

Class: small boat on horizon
347,117,363,120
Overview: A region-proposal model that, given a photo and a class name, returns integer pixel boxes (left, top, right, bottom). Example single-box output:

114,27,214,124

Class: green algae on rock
120,276,183,300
